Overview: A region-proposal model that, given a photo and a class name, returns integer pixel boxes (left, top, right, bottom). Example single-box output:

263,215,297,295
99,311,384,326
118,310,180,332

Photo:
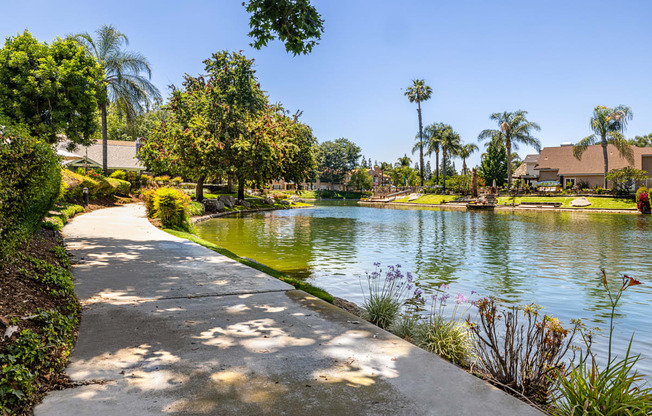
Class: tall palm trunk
463,158,467,176
100,102,108,174
442,150,447,192
601,134,609,188
417,102,424,187
435,150,440,185
506,137,512,187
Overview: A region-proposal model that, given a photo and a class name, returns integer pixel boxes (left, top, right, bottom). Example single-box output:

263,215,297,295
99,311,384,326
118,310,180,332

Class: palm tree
424,122,445,184
573,105,634,188
478,110,541,187
439,125,461,192
457,143,479,176
73,25,161,173
380,161,392,188
405,79,433,186
397,154,411,167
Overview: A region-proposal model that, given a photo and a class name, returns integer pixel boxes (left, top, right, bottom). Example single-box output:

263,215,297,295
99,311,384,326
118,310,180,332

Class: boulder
263,197,275,205
289,195,299,202
202,199,218,213
279,199,291,205
218,195,235,208
237,199,251,208
570,197,591,207
215,200,225,212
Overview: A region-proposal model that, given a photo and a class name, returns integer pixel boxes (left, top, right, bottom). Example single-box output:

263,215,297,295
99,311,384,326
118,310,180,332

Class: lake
195,201,652,376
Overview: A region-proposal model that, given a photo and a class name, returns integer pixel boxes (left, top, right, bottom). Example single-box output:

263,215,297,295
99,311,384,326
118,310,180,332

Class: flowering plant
637,190,650,213
360,263,421,329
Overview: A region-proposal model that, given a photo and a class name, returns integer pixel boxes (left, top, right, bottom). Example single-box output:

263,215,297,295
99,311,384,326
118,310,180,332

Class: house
534,143,652,188
512,154,539,184
57,139,146,173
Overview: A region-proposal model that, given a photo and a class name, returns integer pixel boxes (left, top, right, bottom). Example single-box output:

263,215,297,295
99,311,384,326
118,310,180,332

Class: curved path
35,204,541,415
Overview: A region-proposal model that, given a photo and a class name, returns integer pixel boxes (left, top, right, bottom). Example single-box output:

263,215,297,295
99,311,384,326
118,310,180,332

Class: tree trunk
196,174,205,202
442,150,447,192
227,175,233,193
101,102,108,175
237,177,245,200
602,135,609,188
435,150,440,185
417,103,424,187
463,158,467,176
506,139,512,187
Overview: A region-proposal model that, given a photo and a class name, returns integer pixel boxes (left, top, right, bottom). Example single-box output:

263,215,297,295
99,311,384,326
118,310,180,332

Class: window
565,178,576,188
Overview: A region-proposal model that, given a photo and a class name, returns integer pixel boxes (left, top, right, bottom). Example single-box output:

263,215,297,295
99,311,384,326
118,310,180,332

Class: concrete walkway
35,204,541,415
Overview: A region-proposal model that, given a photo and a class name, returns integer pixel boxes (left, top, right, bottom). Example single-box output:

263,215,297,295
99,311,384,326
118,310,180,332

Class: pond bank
358,200,640,214
35,204,541,416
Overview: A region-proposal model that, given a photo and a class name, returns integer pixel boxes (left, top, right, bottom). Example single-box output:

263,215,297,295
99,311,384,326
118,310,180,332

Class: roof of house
513,162,527,177
58,140,144,170
535,144,652,175
523,154,539,164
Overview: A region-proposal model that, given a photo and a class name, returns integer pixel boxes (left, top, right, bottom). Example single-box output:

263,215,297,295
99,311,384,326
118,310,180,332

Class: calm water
196,201,652,376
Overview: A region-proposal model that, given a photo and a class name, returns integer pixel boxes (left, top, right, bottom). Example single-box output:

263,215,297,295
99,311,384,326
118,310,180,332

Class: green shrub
61,169,99,200
189,201,205,217
42,203,84,231
0,132,61,259
109,169,127,180
171,176,183,185
416,316,474,366
144,187,192,231
142,189,158,218
96,177,131,197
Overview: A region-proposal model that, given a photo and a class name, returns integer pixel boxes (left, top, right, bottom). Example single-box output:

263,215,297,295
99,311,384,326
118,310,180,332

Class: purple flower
455,293,467,304
373,262,381,267
471,290,476,295
407,272,413,283
441,284,450,290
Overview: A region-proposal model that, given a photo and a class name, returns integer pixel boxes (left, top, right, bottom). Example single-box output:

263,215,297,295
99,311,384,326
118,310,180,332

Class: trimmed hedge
0,133,61,259
61,170,131,200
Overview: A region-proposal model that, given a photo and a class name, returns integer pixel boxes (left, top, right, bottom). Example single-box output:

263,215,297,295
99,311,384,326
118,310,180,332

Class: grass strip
164,229,334,303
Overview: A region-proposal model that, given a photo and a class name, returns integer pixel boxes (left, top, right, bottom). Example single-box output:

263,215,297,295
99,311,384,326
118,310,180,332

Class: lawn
496,196,636,209
394,194,461,204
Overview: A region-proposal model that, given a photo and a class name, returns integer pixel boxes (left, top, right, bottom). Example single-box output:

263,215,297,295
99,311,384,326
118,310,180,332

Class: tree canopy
478,138,507,187
244,0,325,55
0,31,102,144
316,138,361,186
140,50,316,200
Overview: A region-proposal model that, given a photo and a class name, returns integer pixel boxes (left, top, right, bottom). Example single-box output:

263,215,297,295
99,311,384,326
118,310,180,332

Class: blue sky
3,0,652,169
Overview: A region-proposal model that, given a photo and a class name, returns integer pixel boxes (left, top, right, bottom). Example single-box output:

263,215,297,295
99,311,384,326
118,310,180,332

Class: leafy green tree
316,138,361,189
629,134,652,147
245,0,324,55
349,168,373,191
478,139,507,187
605,166,648,191
0,31,102,144
457,143,478,175
574,105,634,188
478,110,541,187
424,160,432,181
380,161,392,188
405,79,433,186
73,25,162,173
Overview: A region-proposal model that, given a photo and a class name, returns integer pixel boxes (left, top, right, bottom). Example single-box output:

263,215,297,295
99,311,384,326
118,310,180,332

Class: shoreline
191,204,313,224
358,200,640,214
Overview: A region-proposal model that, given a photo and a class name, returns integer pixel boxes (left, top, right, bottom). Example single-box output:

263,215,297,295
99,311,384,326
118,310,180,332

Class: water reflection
196,203,652,377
